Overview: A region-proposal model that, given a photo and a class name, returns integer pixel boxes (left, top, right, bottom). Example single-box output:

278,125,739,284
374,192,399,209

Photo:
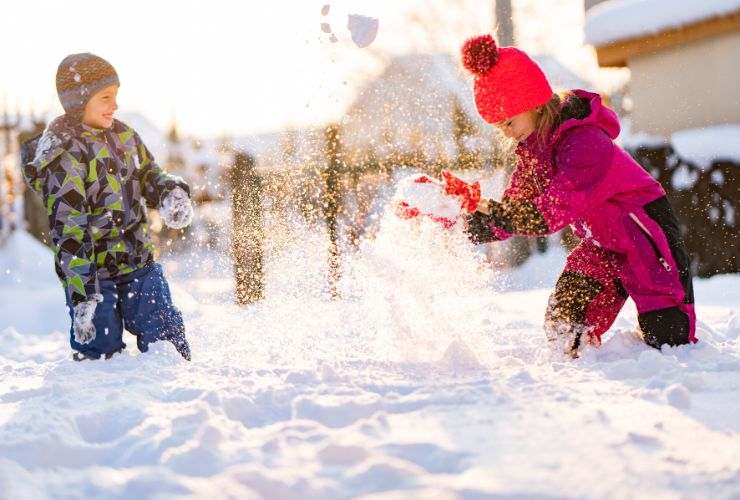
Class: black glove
464,211,496,244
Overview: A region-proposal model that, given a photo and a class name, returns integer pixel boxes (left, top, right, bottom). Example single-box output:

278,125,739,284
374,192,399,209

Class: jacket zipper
628,212,672,271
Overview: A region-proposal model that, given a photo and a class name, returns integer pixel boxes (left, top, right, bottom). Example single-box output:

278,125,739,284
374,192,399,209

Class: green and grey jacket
21,116,189,305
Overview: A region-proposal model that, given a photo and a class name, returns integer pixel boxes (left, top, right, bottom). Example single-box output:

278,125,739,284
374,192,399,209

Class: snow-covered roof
585,0,740,47
671,123,740,170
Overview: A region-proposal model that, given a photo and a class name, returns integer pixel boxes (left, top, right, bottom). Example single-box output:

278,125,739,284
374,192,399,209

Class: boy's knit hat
461,35,552,124
56,53,119,116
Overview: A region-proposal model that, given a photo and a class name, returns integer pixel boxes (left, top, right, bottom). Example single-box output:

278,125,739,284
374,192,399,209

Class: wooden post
228,151,265,304
323,124,342,298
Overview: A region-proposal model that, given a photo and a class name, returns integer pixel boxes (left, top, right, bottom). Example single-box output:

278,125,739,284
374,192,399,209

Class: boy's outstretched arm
134,132,193,229
134,131,190,208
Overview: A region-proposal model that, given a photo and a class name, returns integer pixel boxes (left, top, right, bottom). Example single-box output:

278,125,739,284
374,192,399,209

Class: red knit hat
461,35,553,124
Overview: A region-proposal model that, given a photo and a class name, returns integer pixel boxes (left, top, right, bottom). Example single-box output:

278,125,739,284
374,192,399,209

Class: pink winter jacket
490,90,664,241
486,90,694,324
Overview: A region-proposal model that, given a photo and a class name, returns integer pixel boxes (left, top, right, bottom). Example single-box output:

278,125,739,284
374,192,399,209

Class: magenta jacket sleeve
485,125,614,238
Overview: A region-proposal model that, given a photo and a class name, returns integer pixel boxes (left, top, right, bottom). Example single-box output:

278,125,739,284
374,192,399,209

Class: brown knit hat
56,53,119,116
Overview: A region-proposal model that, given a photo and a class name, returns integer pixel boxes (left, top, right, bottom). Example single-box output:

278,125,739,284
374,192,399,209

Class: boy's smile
82,84,119,129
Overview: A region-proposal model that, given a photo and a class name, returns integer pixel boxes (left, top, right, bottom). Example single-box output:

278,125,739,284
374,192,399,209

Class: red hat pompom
461,35,499,76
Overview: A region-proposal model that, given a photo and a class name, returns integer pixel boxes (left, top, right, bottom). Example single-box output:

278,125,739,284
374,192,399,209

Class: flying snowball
347,14,379,48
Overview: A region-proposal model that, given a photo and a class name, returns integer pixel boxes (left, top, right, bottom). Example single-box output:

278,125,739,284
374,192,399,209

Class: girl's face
82,84,119,129
495,109,538,142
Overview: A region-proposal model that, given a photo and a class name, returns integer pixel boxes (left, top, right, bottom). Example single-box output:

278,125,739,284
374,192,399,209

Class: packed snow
1,196,740,498
585,0,740,46
393,174,464,223
161,187,195,230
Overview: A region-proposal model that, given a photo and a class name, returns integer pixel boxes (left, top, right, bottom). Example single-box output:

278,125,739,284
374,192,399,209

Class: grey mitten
73,294,103,344
161,187,193,229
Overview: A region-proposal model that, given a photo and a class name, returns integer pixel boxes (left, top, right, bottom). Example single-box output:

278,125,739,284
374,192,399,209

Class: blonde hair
534,91,575,143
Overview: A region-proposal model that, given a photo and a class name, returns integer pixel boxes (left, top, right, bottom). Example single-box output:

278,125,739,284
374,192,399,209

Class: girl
461,35,696,356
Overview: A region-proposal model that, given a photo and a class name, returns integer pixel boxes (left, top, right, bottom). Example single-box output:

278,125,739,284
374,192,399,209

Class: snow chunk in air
347,14,379,48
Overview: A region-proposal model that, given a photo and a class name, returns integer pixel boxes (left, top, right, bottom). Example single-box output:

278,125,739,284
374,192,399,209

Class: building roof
586,0,740,66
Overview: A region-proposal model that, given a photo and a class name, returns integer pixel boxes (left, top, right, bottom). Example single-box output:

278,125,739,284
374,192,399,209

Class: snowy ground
1,210,739,499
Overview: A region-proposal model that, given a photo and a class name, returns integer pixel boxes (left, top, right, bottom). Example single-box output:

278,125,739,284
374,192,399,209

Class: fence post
323,124,342,298
229,151,265,304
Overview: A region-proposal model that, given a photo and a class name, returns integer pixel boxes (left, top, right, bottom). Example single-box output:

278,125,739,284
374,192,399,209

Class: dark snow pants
65,262,185,359
545,197,696,352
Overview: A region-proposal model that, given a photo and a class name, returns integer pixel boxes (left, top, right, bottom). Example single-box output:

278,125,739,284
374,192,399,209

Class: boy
21,53,193,361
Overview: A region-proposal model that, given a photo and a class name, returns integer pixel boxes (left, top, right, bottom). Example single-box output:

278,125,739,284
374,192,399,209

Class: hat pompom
461,35,499,76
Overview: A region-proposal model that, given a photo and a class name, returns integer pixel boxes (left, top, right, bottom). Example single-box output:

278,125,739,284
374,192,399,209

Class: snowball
161,187,193,229
439,339,485,374
394,175,462,222
664,383,691,409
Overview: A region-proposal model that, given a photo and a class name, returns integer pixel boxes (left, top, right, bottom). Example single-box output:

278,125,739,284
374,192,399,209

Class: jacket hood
23,115,77,171
21,115,79,194
550,89,620,145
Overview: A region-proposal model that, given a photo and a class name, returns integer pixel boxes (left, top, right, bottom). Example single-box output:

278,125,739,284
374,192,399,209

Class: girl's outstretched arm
467,125,613,242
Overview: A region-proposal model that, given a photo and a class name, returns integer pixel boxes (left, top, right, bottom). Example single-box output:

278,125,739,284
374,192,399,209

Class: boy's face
82,84,119,129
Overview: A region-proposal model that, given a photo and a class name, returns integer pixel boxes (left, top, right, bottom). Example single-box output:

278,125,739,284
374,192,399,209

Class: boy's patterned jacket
21,116,189,305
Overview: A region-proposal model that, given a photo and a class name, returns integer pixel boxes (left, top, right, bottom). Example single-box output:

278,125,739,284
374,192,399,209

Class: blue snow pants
64,262,185,359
